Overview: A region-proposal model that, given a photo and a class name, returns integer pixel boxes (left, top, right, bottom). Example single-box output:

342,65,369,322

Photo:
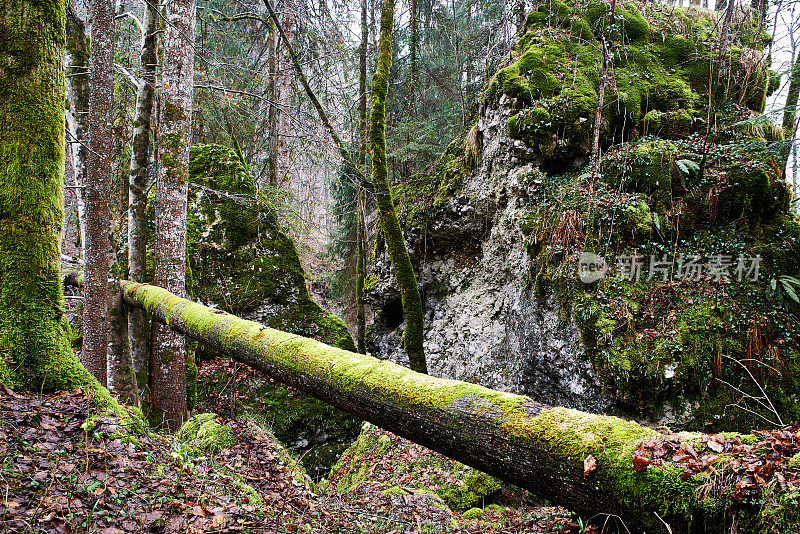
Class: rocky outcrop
184,144,356,352
370,102,610,413
368,1,800,430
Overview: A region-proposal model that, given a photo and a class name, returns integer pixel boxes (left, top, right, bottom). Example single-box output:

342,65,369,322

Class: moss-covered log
119,280,788,534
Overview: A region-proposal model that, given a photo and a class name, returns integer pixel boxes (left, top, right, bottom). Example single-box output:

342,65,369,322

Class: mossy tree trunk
121,280,784,534
83,0,116,387
151,0,196,430
370,0,427,374
782,51,800,165
127,0,160,406
356,0,369,355
0,0,107,401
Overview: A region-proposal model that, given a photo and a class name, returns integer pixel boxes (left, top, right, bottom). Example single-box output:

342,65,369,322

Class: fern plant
768,275,800,315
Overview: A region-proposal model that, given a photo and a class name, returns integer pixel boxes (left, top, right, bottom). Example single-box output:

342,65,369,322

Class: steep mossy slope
380,1,799,432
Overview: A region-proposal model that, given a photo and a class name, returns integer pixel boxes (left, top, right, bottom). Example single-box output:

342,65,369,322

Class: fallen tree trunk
120,280,786,533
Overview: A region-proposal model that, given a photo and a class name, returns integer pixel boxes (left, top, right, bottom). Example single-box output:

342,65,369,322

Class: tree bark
0,0,110,408
409,0,417,117
127,0,159,406
121,280,769,534
591,37,609,181
82,0,116,387
370,0,427,373
65,7,89,256
276,7,296,186
151,0,196,430
356,0,369,355
782,51,800,165
263,0,366,183
267,20,279,189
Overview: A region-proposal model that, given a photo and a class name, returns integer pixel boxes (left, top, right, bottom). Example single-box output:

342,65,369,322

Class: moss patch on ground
326,425,502,512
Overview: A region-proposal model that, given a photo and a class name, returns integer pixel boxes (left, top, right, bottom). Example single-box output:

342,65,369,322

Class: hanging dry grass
550,209,585,257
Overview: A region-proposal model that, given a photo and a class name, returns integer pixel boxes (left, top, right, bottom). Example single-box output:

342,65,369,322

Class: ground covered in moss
0,388,601,534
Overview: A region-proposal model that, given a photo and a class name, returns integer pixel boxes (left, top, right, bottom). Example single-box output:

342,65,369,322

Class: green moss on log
119,280,800,531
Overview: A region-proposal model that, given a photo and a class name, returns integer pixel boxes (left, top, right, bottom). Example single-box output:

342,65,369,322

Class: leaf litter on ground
0,388,592,533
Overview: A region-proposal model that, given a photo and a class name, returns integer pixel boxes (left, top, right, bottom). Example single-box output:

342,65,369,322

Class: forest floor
0,388,586,534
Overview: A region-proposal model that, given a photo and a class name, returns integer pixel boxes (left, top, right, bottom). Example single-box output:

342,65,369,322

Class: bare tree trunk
65,9,89,258
716,0,736,86
267,21,279,189
127,0,159,406
409,0,417,117
591,37,609,180
356,0,369,355
277,7,296,186
263,0,363,176
371,0,427,374
151,0,196,430
83,0,116,387
451,0,465,131
107,288,137,404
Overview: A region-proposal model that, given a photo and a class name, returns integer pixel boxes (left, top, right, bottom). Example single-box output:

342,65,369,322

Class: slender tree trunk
356,0,369,355
65,8,89,256
716,0,735,86
451,0,465,131
0,0,95,394
127,0,159,406
371,0,427,373
263,0,363,177
591,37,609,180
123,280,795,534
82,0,116,386
277,10,296,186
409,0,417,117
267,21,279,189
151,0,196,430
782,51,800,165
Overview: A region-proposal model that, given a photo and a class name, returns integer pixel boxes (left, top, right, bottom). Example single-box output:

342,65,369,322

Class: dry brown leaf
583,455,597,477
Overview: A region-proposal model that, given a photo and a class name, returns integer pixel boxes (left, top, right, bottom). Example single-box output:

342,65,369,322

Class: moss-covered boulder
186,144,355,351
370,0,798,434
177,412,236,452
326,425,502,511
489,0,770,170
182,145,359,477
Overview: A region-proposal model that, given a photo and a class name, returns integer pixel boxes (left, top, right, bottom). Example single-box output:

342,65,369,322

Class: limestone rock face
368,2,799,430
370,100,610,414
